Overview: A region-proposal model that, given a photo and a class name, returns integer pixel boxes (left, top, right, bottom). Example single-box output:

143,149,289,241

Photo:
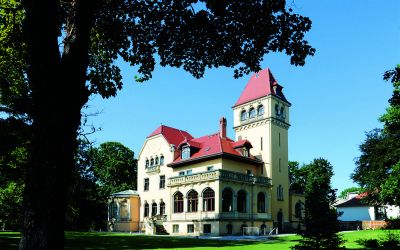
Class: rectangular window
187,224,194,233
144,178,149,191
159,175,165,189
279,133,281,147
179,171,185,176
203,224,211,234
260,137,263,151
207,166,214,171
246,169,252,175
279,158,281,173
173,224,179,233
186,169,192,175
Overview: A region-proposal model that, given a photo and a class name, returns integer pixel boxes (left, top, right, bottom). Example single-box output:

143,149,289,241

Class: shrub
385,218,400,229
355,238,379,248
380,230,400,249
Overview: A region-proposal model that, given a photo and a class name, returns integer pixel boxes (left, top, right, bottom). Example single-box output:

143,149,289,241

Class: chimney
219,117,227,138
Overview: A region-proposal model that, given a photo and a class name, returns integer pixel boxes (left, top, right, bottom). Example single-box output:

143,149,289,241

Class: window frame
159,175,165,189
144,178,149,191
202,188,215,212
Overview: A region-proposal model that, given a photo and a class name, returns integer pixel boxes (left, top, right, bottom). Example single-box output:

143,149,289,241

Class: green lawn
0,230,399,249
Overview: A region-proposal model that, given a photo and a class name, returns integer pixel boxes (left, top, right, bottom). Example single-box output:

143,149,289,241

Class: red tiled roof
147,125,193,146
336,192,370,208
231,139,253,149
168,133,261,167
233,68,289,107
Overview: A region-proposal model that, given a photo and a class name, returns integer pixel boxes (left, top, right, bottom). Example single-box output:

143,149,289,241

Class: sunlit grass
0,229,399,249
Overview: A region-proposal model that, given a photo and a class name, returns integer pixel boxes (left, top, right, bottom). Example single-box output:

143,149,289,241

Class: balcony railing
170,211,271,221
167,169,271,187
146,165,160,174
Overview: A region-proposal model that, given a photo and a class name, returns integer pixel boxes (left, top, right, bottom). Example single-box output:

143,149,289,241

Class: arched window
160,155,164,165
260,224,267,235
187,190,198,212
202,188,215,211
181,146,190,160
173,192,184,213
151,202,157,216
240,110,247,121
222,188,233,212
280,106,285,119
155,157,159,165
145,159,149,168
295,201,302,219
240,224,247,235
109,201,118,219
257,192,266,213
144,202,149,217
160,202,165,215
150,158,154,166
120,199,129,220
226,224,233,235
249,107,256,119
237,190,247,213
257,105,264,116
275,104,279,116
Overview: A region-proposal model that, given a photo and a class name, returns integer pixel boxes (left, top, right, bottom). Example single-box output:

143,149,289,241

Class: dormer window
243,148,249,157
181,146,190,160
249,107,256,119
257,105,264,116
160,155,164,165
240,110,247,121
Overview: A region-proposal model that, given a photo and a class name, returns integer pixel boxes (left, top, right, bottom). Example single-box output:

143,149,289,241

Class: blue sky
86,0,400,193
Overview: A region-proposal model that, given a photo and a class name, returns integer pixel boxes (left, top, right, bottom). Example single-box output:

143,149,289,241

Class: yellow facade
108,190,140,232
233,95,291,231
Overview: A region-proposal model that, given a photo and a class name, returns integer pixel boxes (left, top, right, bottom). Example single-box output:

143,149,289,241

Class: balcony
146,165,160,174
170,211,271,221
167,169,271,187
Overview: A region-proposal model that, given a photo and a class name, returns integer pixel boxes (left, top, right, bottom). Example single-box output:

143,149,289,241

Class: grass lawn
0,230,399,249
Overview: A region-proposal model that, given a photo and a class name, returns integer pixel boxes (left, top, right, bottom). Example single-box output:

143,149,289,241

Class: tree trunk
20,0,93,249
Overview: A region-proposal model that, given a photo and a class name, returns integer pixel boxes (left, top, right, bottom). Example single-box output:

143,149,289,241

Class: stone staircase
155,224,169,235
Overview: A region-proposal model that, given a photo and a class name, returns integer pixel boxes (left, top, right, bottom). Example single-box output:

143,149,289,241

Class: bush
380,230,400,249
355,238,379,248
385,218,400,229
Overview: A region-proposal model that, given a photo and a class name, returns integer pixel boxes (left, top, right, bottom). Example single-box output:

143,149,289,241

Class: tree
90,142,137,195
1,0,315,248
352,65,400,206
338,187,365,199
289,161,306,194
292,158,344,250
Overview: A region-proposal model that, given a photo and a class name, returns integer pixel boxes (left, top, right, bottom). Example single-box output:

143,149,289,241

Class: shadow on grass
65,232,262,249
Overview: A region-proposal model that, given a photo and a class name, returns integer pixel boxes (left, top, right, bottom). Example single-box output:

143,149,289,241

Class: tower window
240,110,247,121
181,146,190,160
279,133,281,147
257,105,264,116
160,155,164,165
249,107,256,119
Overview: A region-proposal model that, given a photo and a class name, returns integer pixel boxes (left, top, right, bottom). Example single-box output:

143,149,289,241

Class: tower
232,68,291,231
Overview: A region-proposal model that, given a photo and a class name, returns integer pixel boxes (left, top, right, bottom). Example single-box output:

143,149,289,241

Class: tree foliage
292,158,344,250
352,65,400,206
90,142,137,195
1,0,315,248
289,161,306,194
338,186,365,199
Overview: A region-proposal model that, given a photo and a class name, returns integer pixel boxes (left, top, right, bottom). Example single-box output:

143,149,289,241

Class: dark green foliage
0,118,29,230
289,161,306,194
380,231,400,250
386,219,400,230
355,238,379,248
65,140,137,231
292,158,345,250
338,187,365,199
90,142,137,195
352,65,400,206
